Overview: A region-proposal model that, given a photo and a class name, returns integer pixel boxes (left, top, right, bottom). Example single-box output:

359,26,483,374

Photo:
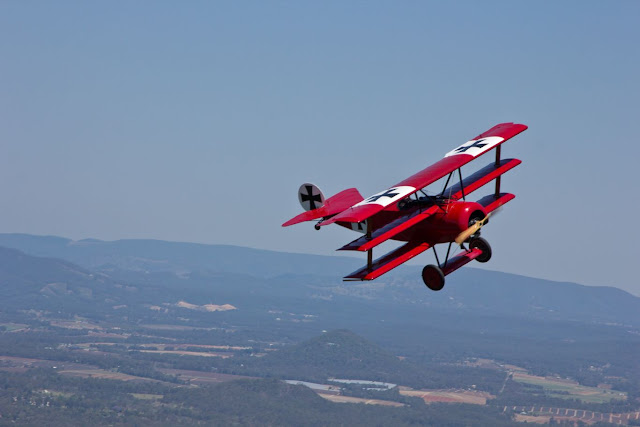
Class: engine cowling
426,201,487,243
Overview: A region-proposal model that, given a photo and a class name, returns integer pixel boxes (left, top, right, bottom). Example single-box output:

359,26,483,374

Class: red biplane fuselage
356,200,486,245
283,123,527,291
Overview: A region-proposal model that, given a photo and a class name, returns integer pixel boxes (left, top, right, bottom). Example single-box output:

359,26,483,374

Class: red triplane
283,123,527,291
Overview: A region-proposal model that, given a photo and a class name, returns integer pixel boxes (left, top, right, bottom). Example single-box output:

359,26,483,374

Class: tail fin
298,183,325,211
283,187,364,227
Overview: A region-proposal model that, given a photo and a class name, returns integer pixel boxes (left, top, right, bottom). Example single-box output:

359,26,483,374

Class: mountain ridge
0,233,361,277
0,233,637,328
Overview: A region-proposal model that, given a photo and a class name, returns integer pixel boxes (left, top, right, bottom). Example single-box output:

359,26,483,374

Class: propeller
454,210,499,246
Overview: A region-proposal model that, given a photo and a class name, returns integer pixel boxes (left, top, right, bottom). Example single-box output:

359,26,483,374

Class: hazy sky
1,1,638,293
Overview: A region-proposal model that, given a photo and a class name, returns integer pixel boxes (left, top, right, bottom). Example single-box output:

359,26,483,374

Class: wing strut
440,172,454,196
432,246,441,267
443,242,453,269
366,221,373,270
432,241,455,270
495,146,501,198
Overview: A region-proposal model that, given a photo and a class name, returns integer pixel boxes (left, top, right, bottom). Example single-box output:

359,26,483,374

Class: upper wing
320,123,527,226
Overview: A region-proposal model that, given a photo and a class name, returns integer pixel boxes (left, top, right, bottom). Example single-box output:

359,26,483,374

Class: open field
0,323,29,332
87,330,130,339
399,387,494,405
130,393,163,400
79,342,250,350
0,355,92,371
0,355,172,384
158,368,256,385
79,342,251,352
319,394,405,407
72,341,251,358
40,390,74,398
50,320,102,330
58,368,167,383
139,324,219,331
512,372,626,403
138,349,232,358
514,414,551,424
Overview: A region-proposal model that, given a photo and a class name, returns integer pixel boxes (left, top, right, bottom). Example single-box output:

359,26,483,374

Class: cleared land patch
139,349,232,358
139,324,218,331
158,368,256,385
81,342,250,351
319,394,405,407
514,414,551,424
399,387,494,405
58,368,166,383
130,393,163,400
0,323,29,332
512,372,626,404
50,319,101,330
75,342,250,358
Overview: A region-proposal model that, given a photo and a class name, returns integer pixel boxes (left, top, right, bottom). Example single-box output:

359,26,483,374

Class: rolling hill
1,236,640,414
0,233,638,328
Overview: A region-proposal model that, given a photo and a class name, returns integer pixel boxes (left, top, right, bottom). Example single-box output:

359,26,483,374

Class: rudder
298,183,325,211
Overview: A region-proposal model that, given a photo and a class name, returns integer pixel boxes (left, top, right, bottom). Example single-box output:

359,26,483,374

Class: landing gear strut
422,237,492,291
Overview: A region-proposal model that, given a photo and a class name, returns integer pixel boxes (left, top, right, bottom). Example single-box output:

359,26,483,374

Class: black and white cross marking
349,220,368,232
453,138,488,154
365,188,400,203
300,185,322,210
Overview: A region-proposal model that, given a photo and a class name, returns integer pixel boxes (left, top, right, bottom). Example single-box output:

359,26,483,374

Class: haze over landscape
1,234,640,425
1,1,639,426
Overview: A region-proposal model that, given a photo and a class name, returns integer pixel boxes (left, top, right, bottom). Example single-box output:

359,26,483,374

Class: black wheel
422,264,445,291
469,237,492,263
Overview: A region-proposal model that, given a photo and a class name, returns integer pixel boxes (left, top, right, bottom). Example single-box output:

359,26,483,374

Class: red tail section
282,188,364,227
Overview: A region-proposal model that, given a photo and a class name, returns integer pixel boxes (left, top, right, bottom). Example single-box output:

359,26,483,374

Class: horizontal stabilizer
339,205,440,252
282,188,364,227
344,241,431,281
476,192,515,214
443,158,521,200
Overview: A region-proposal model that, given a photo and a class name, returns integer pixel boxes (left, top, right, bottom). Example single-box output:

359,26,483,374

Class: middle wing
320,122,527,226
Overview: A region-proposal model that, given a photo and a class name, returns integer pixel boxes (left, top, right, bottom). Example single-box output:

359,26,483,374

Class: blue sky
1,1,638,293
